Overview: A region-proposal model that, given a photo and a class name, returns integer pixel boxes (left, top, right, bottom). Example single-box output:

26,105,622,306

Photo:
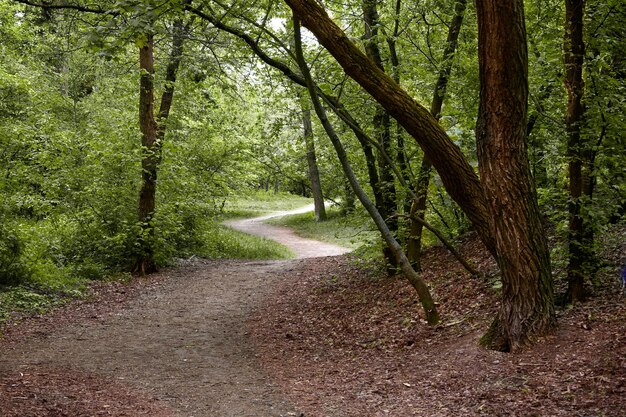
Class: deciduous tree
285,0,555,350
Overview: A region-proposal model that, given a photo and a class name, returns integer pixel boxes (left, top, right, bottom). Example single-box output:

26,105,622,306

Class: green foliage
0,287,61,323
0,217,29,286
0,279,86,324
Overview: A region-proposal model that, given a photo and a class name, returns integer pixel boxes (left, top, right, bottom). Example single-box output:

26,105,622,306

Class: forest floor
1,208,625,416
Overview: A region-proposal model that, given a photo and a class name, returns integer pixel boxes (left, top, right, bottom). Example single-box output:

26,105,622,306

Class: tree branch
12,0,119,15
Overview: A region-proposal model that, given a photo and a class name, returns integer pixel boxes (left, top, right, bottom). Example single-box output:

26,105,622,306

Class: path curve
225,204,351,258
0,206,350,416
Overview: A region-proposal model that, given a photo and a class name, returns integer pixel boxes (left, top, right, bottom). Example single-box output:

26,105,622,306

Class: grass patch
220,191,312,219
198,222,294,260
0,287,63,322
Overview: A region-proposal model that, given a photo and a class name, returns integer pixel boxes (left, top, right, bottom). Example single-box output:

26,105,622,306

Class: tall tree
293,14,439,324
563,0,589,302
406,0,467,270
285,0,556,350
362,0,396,227
385,0,411,219
362,0,397,268
136,32,159,274
136,14,188,274
475,0,555,350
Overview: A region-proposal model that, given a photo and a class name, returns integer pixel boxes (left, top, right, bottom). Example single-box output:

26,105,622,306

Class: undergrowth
0,280,87,325
0,191,303,325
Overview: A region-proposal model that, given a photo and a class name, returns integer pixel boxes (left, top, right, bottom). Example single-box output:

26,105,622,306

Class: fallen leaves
249,237,626,417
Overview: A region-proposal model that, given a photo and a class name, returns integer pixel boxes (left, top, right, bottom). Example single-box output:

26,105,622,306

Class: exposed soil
0,257,314,416
1,210,624,417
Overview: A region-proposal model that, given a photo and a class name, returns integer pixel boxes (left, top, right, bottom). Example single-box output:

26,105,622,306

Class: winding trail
225,204,351,258
0,205,350,416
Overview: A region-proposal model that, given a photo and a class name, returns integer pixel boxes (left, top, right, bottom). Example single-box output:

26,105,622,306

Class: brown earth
1,210,625,416
249,238,626,417
0,258,310,417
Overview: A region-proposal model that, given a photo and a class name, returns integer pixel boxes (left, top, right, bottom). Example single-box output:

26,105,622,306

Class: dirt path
225,204,351,258
0,206,350,416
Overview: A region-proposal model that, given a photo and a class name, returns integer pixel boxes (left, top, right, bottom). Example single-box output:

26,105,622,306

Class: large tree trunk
294,16,439,324
475,0,555,351
407,0,467,269
285,0,556,350
300,101,327,221
564,0,590,303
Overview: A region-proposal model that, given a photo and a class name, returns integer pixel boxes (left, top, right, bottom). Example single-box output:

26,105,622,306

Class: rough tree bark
285,0,556,350
300,100,327,221
564,0,590,303
294,16,439,324
475,0,555,351
136,33,159,275
407,0,467,270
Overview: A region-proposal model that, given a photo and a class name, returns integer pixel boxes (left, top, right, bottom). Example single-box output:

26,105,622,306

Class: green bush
0,222,30,286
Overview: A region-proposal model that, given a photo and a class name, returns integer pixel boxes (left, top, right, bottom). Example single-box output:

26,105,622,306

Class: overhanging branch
13,0,119,15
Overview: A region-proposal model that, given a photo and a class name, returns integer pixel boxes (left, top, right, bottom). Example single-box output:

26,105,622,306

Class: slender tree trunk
407,158,432,270
387,0,412,219
136,33,159,275
294,16,439,324
135,17,187,274
300,101,327,221
475,0,555,351
407,0,467,269
564,0,589,303
363,0,398,268
342,177,356,214
353,124,385,217
527,83,555,188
